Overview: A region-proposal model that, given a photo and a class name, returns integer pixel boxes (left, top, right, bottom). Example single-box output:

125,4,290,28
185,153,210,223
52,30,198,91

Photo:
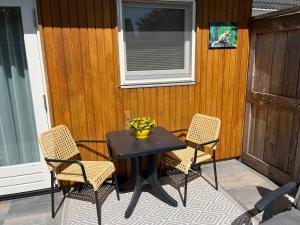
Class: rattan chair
39,125,119,225
160,114,221,206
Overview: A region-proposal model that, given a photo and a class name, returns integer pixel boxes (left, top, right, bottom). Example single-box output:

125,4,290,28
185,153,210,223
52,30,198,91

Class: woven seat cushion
161,146,212,174
56,161,115,191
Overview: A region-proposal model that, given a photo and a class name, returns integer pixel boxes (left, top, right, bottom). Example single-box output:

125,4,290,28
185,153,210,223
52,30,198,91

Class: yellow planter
135,129,150,139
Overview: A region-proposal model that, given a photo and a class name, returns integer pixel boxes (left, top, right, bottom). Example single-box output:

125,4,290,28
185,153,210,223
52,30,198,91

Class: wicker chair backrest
186,114,221,149
39,125,80,170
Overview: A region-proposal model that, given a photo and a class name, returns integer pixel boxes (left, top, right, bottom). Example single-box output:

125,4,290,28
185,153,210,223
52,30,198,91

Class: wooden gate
243,8,300,185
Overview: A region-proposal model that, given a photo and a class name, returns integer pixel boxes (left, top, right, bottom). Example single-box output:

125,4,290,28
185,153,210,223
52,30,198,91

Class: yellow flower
128,117,156,131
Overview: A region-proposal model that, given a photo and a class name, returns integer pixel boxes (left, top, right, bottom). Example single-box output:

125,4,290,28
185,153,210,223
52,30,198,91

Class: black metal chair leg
184,172,188,207
50,171,55,218
198,164,202,176
213,151,218,190
95,190,101,225
62,189,67,197
113,172,120,201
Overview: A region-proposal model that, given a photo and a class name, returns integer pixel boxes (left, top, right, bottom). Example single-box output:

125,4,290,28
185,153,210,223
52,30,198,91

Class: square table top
106,126,187,159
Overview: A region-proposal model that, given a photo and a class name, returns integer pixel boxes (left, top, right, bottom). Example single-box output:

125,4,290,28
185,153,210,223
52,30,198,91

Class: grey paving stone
2,193,64,225
0,200,12,224
201,159,292,222
3,212,59,225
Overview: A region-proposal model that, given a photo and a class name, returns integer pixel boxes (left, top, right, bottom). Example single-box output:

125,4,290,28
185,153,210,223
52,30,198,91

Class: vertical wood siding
38,0,251,176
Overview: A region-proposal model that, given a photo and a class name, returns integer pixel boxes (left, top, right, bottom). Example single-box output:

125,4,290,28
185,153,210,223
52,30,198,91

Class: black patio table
106,126,187,218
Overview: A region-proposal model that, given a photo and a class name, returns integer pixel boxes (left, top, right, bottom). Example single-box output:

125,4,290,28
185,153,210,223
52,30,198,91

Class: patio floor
0,159,290,225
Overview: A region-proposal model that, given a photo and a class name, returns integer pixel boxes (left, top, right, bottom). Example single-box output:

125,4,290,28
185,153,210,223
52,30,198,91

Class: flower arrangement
128,117,156,139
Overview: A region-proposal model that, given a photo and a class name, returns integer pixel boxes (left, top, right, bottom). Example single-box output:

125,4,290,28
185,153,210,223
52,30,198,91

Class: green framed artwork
209,23,238,48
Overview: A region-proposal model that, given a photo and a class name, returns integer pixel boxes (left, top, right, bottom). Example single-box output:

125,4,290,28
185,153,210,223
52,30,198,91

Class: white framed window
117,0,196,88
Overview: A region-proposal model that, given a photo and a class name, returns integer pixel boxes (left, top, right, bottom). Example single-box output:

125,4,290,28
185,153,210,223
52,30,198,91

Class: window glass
124,6,186,71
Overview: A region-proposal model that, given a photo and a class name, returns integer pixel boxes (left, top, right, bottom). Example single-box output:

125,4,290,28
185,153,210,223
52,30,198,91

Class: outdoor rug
62,171,257,225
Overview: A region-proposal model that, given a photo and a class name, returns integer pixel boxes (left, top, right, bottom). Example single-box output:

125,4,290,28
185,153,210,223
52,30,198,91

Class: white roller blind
126,32,185,71
122,2,193,80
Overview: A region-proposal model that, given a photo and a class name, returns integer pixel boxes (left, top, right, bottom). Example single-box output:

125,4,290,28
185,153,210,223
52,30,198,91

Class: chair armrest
170,128,188,133
45,158,89,183
255,182,297,212
196,139,219,148
255,181,297,221
76,139,112,161
192,139,219,165
75,139,109,144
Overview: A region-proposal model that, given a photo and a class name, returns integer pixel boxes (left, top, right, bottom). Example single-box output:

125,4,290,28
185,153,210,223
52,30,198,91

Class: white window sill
120,81,196,89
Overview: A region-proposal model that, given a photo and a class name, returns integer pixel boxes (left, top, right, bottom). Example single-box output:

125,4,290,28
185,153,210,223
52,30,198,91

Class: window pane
123,3,191,73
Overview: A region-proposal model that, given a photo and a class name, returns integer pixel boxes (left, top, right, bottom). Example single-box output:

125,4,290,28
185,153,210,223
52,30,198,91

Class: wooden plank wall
38,0,251,177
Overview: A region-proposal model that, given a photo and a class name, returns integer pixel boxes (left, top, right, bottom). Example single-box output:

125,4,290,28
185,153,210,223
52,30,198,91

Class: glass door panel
0,7,40,167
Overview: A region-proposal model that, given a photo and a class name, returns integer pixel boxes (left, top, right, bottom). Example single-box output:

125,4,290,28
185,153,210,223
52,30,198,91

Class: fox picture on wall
209,23,238,48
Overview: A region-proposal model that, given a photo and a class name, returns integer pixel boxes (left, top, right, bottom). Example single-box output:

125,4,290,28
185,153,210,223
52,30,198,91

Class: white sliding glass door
0,0,50,195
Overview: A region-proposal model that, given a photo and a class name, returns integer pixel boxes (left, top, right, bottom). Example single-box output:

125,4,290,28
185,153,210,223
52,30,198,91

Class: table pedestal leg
147,154,178,207
124,155,177,218
125,158,143,218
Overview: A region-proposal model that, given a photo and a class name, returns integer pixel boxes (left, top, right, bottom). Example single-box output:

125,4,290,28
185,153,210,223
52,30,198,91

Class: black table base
125,155,178,218
107,127,186,219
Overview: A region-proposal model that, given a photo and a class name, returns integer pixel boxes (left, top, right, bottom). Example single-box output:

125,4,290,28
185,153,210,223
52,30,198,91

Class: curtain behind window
0,7,39,167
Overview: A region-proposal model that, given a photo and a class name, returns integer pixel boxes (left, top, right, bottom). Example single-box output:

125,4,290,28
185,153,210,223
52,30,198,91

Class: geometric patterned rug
62,171,258,225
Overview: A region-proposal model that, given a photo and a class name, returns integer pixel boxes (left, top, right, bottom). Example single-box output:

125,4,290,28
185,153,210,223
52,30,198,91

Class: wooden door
243,10,300,185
